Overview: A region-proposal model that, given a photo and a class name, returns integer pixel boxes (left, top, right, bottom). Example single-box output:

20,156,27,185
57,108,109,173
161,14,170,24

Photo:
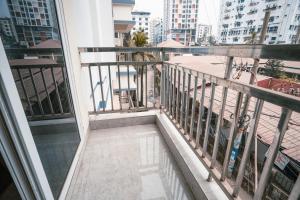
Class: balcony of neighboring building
112,0,135,33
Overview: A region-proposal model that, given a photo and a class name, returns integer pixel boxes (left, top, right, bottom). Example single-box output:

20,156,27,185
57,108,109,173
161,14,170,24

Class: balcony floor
66,124,195,200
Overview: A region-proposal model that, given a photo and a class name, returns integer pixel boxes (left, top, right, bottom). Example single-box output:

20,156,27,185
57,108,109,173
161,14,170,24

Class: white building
196,24,212,45
131,11,151,40
112,0,135,46
149,18,164,45
163,0,199,46
218,0,300,44
149,18,161,44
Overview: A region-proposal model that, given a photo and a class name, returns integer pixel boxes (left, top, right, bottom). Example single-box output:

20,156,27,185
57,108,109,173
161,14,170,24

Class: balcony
6,45,300,200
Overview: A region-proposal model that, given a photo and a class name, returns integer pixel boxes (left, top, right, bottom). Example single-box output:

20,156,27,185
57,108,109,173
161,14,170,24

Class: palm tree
132,30,148,47
131,30,158,107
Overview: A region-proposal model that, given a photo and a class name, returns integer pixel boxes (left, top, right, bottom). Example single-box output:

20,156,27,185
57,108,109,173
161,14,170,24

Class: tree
261,59,286,79
245,32,257,44
130,30,158,106
132,30,148,47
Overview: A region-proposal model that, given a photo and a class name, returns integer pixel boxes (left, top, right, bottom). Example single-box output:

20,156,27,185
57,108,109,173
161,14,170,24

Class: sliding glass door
0,0,81,198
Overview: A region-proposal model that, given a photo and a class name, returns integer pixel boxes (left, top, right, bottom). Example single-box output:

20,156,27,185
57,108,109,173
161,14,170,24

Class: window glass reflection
0,0,80,198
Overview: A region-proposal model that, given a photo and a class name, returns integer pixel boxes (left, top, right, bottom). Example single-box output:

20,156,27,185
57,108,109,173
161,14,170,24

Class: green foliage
262,59,285,78
132,30,148,47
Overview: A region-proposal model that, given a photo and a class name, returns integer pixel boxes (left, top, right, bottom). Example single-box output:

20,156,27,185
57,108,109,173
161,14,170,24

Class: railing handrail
78,45,300,61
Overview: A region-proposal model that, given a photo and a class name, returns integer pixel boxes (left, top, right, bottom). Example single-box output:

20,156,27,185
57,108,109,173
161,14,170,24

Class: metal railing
80,45,300,200
10,64,73,120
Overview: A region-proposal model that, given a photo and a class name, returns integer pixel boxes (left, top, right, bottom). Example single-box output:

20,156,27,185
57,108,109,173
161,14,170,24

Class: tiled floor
67,124,195,200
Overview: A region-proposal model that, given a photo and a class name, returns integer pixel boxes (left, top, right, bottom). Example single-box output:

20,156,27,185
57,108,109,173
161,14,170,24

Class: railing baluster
165,64,169,111
117,64,122,110
168,66,172,113
61,66,73,113
127,65,131,109
153,64,156,108
108,65,114,111
288,174,300,200
195,78,206,149
145,64,148,108
160,64,165,107
202,82,216,157
51,67,63,113
180,70,186,128
172,66,177,117
233,99,264,197
40,67,54,114
17,68,34,116
136,66,140,108
184,71,191,134
88,66,96,113
98,65,105,112
29,68,44,115
209,56,233,179
221,92,244,181
189,74,198,140
254,108,292,200
176,69,181,123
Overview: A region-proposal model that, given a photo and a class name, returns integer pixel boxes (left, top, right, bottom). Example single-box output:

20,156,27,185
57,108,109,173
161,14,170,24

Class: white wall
113,5,133,21
61,0,115,137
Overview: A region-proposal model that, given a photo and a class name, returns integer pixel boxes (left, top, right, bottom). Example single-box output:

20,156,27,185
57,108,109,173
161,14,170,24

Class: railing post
180,70,186,128
195,78,206,149
232,99,264,197
221,92,243,181
209,56,233,179
254,108,292,200
172,66,177,117
184,71,191,134
88,66,96,113
289,174,300,200
176,69,181,122
189,73,198,140
202,82,216,158
98,65,105,112
117,64,123,110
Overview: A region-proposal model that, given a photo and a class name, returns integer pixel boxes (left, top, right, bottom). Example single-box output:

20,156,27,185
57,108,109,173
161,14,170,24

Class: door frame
0,39,54,200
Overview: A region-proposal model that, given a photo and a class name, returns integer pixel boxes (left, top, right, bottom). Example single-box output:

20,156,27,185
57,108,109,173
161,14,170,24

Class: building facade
4,0,59,47
196,24,212,45
131,11,150,40
149,18,164,45
112,0,135,46
218,0,300,44
163,0,199,46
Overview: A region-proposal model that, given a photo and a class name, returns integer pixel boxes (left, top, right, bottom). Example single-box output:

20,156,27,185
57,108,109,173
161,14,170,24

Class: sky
133,0,220,35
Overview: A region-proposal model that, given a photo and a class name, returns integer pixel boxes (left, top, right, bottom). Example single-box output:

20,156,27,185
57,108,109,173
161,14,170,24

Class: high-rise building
218,0,300,44
149,18,160,44
149,18,165,45
196,24,212,45
163,0,199,46
131,11,150,40
5,0,59,47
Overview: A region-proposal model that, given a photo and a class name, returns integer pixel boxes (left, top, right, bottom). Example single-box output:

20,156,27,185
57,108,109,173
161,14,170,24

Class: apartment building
196,24,212,45
131,11,150,39
112,0,135,46
149,18,164,45
163,0,199,45
4,0,59,47
218,0,300,44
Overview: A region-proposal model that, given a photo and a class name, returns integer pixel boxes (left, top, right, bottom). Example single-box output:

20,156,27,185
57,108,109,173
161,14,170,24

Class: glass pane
0,0,81,198
0,153,21,200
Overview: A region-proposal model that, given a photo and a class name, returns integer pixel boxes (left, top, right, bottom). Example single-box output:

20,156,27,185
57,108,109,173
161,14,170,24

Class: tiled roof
168,56,300,162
